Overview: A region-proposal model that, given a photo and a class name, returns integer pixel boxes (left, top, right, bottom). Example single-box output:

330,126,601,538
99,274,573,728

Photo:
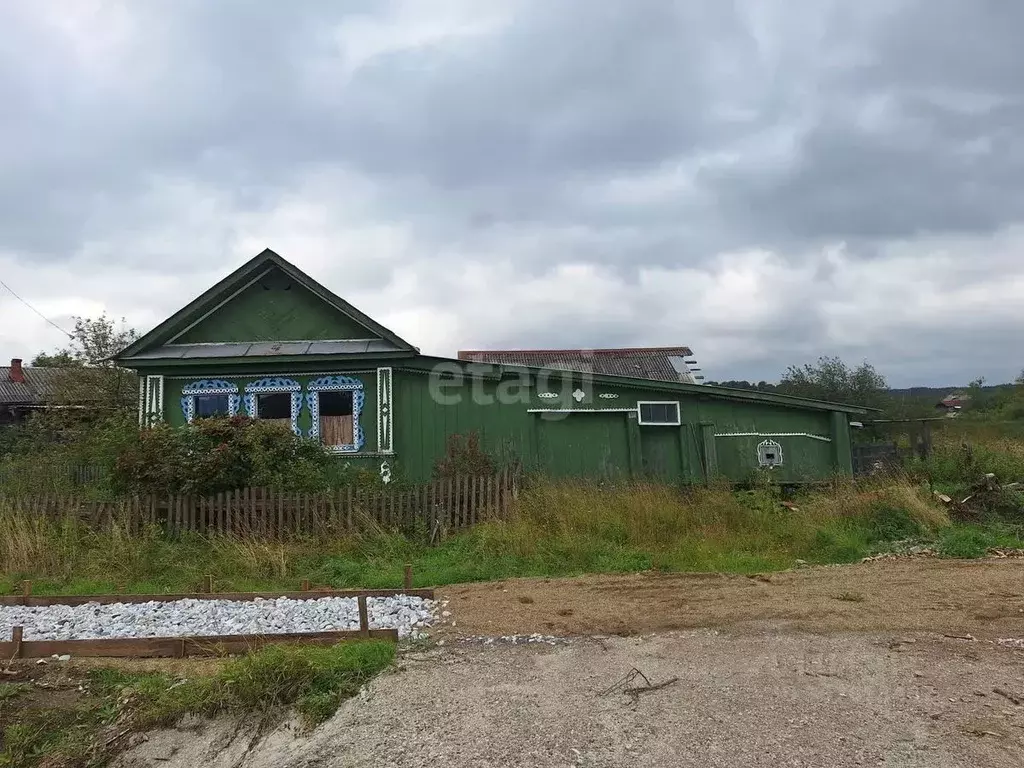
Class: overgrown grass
3,477,1020,598
921,433,1024,492
0,641,395,768
89,640,395,728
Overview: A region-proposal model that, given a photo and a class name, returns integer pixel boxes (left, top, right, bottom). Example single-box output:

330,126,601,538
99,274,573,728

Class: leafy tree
32,313,139,412
30,350,80,367
777,356,889,410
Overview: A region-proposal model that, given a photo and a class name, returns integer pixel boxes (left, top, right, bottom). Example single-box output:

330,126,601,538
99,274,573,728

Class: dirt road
114,559,1024,768
437,558,1024,638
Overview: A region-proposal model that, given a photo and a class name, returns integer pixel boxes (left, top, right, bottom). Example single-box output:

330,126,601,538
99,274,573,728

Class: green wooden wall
175,268,377,344
157,361,855,485
387,368,852,484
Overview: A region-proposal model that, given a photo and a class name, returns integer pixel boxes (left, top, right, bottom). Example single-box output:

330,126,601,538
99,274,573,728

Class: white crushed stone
0,595,437,642
457,633,570,646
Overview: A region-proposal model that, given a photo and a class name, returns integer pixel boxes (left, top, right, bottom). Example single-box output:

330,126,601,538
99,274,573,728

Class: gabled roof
0,366,60,406
458,346,702,384
115,249,417,364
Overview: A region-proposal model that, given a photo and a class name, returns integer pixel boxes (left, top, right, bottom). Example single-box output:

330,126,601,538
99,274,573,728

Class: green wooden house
114,249,867,484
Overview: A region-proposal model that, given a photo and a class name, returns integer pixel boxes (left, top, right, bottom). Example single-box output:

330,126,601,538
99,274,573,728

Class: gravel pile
0,595,436,641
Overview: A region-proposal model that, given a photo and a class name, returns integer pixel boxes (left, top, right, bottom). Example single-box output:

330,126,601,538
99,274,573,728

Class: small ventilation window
758,439,784,468
637,401,681,426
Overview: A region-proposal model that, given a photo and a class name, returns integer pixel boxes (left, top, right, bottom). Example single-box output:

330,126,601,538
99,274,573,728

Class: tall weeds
0,476,1010,596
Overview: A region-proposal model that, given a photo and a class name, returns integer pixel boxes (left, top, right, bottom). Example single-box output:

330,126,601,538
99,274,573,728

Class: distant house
112,248,869,484
0,359,60,426
936,392,969,417
457,347,705,384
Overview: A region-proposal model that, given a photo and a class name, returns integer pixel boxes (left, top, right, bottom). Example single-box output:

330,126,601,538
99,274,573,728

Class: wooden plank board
0,628,398,660
0,587,435,607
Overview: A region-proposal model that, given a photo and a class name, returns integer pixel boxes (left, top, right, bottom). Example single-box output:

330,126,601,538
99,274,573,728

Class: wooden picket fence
0,472,518,541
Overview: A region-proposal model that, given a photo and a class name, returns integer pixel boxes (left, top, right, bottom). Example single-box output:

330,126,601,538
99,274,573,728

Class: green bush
863,501,924,543
111,416,340,495
938,526,994,558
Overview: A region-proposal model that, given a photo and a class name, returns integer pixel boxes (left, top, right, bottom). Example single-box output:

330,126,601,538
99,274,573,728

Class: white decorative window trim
377,367,393,454
598,393,619,399
143,375,164,427
758,439,784,468
180,379,240,423
714,432,832,443
244,377,303,435
637,401,682,426
306,375,365,452
137,378,145,426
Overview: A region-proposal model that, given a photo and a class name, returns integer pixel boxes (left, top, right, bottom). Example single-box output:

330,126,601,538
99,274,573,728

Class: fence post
10,626,23,659
357,595,370,638
403,563,413,591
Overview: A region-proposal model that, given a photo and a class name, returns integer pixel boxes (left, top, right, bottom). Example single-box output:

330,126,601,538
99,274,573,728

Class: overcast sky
1,1,1021,387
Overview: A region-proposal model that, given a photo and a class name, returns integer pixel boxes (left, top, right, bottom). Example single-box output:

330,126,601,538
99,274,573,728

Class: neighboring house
113,249,868,484
458,347,705,384
936,392,969,417
0,359,60,426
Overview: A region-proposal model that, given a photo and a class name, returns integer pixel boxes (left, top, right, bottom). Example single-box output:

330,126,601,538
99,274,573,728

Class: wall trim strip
714,432,832,442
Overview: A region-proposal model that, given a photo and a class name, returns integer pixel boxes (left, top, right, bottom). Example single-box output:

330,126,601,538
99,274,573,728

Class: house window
256,392,291,420
243,378,302,435
195,394,230,419
637,401,681,426
307,375,365,452
180,379,239,424
319,391,355,448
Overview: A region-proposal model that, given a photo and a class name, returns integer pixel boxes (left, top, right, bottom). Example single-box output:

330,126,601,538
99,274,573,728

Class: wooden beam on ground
0,588,434,608
0,628,399,660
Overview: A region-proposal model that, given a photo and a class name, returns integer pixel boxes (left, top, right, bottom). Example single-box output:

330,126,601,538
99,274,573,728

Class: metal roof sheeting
457,346,700,384
0,367,61,405
127,339,405,360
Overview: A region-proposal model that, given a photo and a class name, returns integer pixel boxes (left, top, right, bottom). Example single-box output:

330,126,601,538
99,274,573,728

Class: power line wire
0,278,74,338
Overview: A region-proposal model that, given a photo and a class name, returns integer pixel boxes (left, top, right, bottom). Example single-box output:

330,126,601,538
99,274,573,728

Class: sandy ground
112,559,1024,768
436,558,1024,638
116,630,1024,768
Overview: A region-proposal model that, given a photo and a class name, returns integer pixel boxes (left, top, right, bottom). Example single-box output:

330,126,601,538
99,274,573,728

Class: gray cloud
1,0,1022,386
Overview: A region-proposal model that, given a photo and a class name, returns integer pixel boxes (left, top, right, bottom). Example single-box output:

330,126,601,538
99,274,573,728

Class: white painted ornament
572,388,586,403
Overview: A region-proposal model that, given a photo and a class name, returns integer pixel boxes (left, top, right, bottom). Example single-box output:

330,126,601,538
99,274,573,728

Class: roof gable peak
115,248,416,362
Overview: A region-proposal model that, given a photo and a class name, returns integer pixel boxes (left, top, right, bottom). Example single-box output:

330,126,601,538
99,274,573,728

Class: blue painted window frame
180,380,240,424
307,375,365,452
243,377,303,436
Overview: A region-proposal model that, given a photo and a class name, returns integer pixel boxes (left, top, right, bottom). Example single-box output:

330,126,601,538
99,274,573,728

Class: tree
777,356,889,410
30,350,81,367
31,313,140,418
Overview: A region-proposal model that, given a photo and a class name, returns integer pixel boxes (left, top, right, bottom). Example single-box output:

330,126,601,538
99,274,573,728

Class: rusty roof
0,366,62,406
457,346,700,383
